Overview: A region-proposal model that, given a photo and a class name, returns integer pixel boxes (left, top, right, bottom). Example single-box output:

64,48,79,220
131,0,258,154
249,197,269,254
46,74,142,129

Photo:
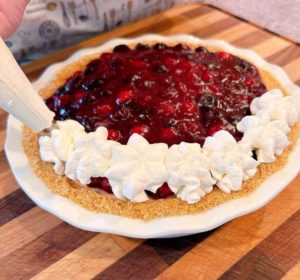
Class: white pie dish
5,34,300,238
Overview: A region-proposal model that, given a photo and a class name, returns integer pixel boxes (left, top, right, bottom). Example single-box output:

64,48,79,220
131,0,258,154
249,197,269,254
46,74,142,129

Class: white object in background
0,37,54,132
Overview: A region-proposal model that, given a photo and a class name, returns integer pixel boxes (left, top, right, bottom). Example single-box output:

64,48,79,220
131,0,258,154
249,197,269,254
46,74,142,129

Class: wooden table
1,3,300,280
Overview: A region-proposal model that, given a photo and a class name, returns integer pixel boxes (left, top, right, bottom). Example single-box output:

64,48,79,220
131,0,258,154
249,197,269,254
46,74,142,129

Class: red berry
177,121,199,133
116,90,134,105
164,57,178,67
88,177,112,193
131,59,146,69
93,103,113,117
208,122,222,135
208,84,220,94
245,77,255,86
156,183,173,198
100,178,113,193
181,100,198,114
72,70,83,78
177,61,193,71
161,127,177,142
202,72,213,83
101,53,113,61
130,124,150,136
73,91,87,102
218,51,231,59
157,102,176,117
108,129,121,141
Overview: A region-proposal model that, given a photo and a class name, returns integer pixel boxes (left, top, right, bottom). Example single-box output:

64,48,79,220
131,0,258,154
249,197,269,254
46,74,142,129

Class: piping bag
0,37,54,132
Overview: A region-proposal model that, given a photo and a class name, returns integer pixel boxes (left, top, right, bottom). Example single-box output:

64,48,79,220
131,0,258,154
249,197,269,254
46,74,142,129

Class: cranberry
93,103,113,117
181,101,198,115
157,102,176,117
202,72,213,83
146,183,174,199
208,122,223,135
245,77,255,86
218,51,231,59
108,128,121,141
73,91,87,102
88,177,112,193
116,90,134,105
156,183,174,198
160,127,178,144
131,60,146,69
130,124,150,137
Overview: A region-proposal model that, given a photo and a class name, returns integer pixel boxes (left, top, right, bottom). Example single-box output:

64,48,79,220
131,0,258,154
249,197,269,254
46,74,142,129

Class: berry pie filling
40,43,299,204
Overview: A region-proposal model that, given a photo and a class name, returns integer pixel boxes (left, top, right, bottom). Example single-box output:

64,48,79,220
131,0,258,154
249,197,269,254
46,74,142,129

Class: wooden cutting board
1,3,300,280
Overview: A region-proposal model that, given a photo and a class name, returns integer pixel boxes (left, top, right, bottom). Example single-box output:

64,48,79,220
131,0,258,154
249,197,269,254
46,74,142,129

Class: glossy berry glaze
46,43,267,199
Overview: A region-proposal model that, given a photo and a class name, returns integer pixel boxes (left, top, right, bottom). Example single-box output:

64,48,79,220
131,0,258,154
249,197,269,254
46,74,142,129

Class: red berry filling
46,43,267,199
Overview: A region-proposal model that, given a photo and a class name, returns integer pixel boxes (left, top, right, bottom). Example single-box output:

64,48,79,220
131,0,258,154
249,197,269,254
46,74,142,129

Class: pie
22,39,300,220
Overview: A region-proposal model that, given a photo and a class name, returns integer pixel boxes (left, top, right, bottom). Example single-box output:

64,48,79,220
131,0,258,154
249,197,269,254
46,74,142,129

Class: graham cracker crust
22,42,300,220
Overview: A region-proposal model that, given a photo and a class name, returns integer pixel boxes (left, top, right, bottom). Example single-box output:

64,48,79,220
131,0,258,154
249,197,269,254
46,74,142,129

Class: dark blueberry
165,119,177,127
153,64,168,73
58,108,70,119
135,43,150,50
64,78,77,91
195,46,208,53
123,74,141,84
84,59,100,75
198,94,215,109
174,43,189,50
109,61,121,70
81,78,104,90
113,44,130,52
97,89,112,97
55,86,66,95
153,43,167,50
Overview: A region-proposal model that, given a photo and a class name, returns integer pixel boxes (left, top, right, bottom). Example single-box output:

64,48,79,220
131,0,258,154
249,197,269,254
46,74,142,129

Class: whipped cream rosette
250,89,299,126
39,120,86,174
203,130,258,193
237,116,290,163
105,134,168,202
166,142,215,204
65,127,118,185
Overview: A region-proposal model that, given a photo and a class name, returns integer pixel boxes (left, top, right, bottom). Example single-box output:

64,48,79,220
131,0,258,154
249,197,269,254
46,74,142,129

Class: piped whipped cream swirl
250,89,299,126
105,134,168,202
203,131,258,193
65,127,119,185
166,142,215,204
237,116,290,163
39,120,86,175
39,89,299,204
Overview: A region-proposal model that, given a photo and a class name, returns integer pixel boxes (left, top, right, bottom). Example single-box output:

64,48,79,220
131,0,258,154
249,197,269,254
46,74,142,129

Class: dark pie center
45,43,267,198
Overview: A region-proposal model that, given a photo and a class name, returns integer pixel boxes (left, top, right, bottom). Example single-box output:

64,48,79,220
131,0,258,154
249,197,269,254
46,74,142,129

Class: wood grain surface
1,3,300,280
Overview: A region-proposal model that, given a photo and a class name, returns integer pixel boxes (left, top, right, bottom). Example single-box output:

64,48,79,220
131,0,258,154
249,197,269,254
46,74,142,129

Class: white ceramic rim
5,34,300,238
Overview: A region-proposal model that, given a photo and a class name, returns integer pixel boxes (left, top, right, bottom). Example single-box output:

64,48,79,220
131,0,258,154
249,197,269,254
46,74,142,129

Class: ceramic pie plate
5,35,300,238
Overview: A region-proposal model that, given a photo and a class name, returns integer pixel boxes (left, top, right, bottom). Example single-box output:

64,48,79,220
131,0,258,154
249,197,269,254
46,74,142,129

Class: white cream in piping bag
0,38,54,132
39,89,299,204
